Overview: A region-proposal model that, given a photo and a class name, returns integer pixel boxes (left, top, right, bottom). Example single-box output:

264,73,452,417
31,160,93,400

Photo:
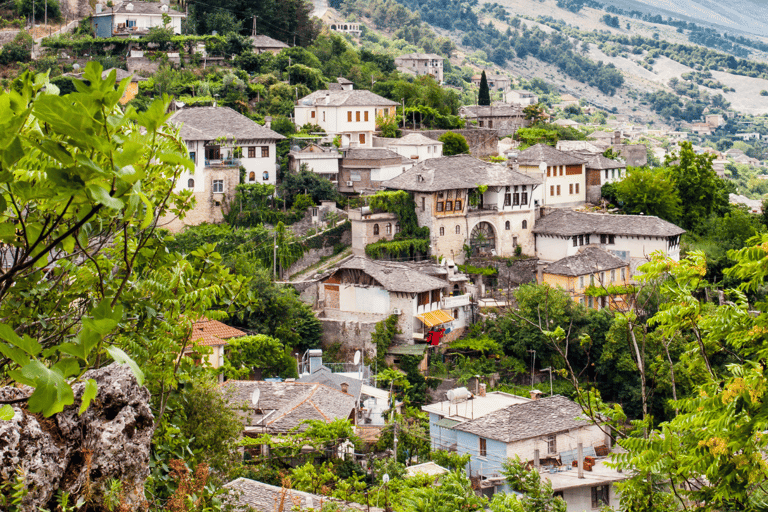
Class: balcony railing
205,158,241,168
468,204,498,212
442,294,472,309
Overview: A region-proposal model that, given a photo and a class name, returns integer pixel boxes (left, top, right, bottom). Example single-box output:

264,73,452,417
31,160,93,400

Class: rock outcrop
0,364,154,510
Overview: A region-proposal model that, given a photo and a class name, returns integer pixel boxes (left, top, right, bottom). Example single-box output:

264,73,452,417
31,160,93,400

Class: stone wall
319,316,381,360
60,0,92,19
285,246,334,279
465,256,538,288
403,129,499,158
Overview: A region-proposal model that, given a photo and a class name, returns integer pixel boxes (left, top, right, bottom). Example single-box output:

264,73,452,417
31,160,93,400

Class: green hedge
365,238,430,259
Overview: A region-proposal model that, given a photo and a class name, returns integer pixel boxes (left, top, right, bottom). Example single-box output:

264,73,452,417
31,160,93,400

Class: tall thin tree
478,70,491,106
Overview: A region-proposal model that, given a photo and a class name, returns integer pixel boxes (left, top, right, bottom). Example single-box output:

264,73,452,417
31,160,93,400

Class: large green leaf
0,404,13,421
0,323,41,357
106,346,145,386
21,361,75,417
87,184,124,210
79,379,98,415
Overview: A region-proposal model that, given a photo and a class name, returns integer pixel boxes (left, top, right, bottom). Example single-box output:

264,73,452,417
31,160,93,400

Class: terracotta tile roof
189,319,246,347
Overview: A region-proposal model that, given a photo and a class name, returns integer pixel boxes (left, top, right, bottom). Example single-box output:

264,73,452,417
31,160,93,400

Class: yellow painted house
184,318,247,369
539,246,632,311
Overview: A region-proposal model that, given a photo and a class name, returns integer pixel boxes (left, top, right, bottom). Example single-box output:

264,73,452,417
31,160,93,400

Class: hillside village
1,0,768,511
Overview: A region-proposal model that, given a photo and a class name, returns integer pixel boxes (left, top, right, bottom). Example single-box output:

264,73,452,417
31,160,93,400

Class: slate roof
222,381,356,433
585,154,625,170
298,366,363,401
107,2,185,16
250,34,288,49
395,53,443,60
189,319,246,347
102,67,145,82
342,147,411,165
517,144,586,167
169,107,285,141
330,256,447,293
460,105,524,118
544,246,627,277
225,478,382,512
454,395,592,443
532,209,685,238
382,155,540,192
297,89,399,107
387,133,444,146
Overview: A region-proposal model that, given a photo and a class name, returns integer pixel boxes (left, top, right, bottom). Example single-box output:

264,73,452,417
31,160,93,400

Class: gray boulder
0,363,154,510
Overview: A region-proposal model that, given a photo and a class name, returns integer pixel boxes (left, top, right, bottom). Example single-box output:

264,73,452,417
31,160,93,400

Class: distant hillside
600,0,768,38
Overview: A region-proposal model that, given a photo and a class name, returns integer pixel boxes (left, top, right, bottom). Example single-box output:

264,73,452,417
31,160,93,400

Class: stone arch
469,221,496,255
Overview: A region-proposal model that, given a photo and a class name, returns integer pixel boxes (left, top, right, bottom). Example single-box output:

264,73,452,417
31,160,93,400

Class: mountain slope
600,0,768,37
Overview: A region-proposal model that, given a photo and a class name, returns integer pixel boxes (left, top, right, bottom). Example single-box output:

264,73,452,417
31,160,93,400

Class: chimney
530,389,542,401
325,93,330,105
265,116,272,130
479,383,486,397
534,448,540,468
341,382,349,394
577,442,584,479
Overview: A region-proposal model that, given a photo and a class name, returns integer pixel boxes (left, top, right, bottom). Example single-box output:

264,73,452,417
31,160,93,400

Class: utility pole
32,0,35,27
529,349,536,386
45,0,47,27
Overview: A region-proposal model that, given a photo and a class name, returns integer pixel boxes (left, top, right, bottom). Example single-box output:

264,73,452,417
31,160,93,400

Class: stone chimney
265,116,272,130
530,389,543,401
341,382,349,394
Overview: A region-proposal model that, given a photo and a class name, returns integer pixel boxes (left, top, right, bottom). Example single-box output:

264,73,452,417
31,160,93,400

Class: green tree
221,334,297,379
611,238,768,510
0,31,33,65
667,141,728,232
399,471,488,512
478,70,491,106
614,166,682,222
494,458,566,512
438,131,470,156
0,63,190,419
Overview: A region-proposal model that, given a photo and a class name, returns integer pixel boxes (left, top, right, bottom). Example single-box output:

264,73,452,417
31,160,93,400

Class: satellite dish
251,387,261,406
538,161,547,172
353,350,361,365
291,145,301,152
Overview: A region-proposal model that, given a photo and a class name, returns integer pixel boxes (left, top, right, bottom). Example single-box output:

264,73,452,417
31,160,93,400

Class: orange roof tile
188,319,246,347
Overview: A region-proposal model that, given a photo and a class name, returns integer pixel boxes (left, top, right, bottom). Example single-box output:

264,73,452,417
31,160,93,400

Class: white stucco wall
535,234,681,263
388,143,443,162
112,13,183,33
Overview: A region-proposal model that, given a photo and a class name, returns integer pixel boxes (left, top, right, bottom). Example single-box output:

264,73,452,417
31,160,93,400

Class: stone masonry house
583,154,626,204
539,246,632,311
394,53,444,83
163,107,285,232
459,104,527,137
250,34,289,54
471,74,511,91
516,144,587,209
380,155,541,262
92,1,185,37
319,256,471,343
225,478,383,512
221,380,357,437
339,148,413,195
382,133,444,162
533,209,685,271
294,80,399,148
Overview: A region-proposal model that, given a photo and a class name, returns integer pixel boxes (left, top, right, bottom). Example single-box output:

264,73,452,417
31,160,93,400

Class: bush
0,31,33,65
438,131,470,156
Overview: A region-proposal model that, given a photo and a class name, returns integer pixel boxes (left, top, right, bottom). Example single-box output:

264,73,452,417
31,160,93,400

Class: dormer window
417,174,424,182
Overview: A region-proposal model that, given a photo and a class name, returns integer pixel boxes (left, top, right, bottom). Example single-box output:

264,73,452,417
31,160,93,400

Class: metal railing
442,294,472,308
205,158,241,168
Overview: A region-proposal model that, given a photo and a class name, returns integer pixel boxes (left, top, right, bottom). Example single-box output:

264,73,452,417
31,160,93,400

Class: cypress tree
478,70,491,106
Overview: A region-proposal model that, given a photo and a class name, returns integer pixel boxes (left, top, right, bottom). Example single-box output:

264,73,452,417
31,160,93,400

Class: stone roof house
506,89,538,105
394,53,444,82
540,246,632,311
319,256,470,343
459,104,527,137
250,34,289,54
339,147,413,194
516,144,587,209
378,155,541,261
383,133,444,162
583,154,626,204
288,144,343,183
92,1,185,37
533,209,685,270
225,478,383,512
162,107,284,232
295,80,399,148
221,380,357,435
